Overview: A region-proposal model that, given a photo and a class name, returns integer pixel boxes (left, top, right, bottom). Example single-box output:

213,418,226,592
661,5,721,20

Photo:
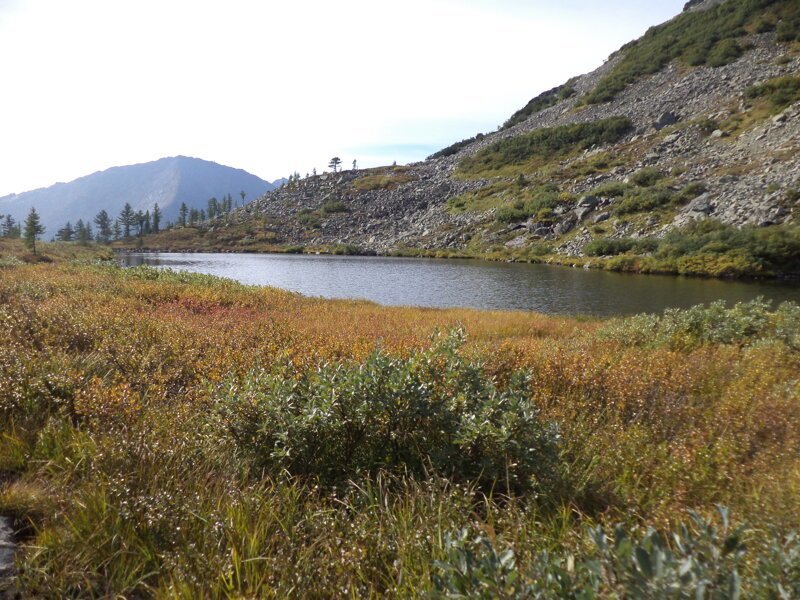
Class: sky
0,0,687,196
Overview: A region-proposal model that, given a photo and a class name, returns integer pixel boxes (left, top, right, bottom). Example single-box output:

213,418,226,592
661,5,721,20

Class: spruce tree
23,207,45,253
94,210,112,243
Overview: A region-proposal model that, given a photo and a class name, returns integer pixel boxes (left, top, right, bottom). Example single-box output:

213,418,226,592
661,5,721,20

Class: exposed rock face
0,517,15,593
223,23,798,257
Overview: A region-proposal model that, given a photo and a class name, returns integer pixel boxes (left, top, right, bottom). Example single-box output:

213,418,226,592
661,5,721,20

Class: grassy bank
1,258,799,596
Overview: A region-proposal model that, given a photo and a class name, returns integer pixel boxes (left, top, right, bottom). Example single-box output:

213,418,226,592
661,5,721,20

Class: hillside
134,0,800,278
0,156,279,232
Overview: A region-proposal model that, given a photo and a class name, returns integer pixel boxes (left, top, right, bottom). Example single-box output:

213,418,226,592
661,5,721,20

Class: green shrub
675,181,708,204
431,508,800,598
707,38,744,67
655,220,800,274
745,76,800,110
320,199,348,216
495,186,563,224
460,117,633,176
630,167,664,188
776,19,799,42
585,238,635,256
297,209,321,228
600,297,800,350
614,188,673,215
591,181,630,198
330,244,365,255
216,330,562,495
698,117,720,134
496,206,530,224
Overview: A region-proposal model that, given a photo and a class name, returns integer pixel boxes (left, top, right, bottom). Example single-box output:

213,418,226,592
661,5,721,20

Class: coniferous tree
189,208,199,226
2,214,18,238
112,219,122,240
120,203,135,238
328,157,342,172
94,210,112,243
240,190,246,206
134,210,145,236
207,198,218,220
152,204,162,233
56,221,75,242
75,220,92,245
23,207,45,253
179,202,188,227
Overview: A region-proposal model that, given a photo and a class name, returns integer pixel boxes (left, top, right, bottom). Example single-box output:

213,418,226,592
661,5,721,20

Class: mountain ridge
0,156,281,232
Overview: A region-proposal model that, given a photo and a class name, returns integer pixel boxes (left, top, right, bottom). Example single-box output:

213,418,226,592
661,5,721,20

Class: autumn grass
0,261,799,596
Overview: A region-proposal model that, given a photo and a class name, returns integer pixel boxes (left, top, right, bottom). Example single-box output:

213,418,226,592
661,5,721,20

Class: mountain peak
0,157,276,231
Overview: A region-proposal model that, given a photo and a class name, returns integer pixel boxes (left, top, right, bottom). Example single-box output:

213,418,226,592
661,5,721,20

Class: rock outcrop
212,3,799,258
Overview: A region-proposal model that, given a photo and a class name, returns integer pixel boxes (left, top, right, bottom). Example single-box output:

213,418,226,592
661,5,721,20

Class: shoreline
113,245,800,285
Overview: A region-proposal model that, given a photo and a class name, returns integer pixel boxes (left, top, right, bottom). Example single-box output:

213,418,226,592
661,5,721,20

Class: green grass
458,117,634,178
585,0,800,104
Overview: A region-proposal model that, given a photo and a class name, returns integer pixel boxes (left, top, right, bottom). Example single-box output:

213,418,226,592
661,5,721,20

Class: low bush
495,185,563,224
216,330,562,495
600,297,800,350
585,238,635,256
320,199,348,216
613,187,673,215
460,117,634,177
630,167,664,187
745,75,800,110
432,508,800,598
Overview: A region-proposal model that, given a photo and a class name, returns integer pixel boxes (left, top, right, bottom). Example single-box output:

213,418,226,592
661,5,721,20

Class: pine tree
328,157,342,172
75,220,93,245
56,221,75,242
179,202,188,227
2,214,17,238
120,203,135,238
152,203,162,233
23,207,45,253
207,198,218,220
94,210,112,243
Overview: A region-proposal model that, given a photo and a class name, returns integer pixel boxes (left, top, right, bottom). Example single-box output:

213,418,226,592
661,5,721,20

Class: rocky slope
0,156,279,232
144,0,800,275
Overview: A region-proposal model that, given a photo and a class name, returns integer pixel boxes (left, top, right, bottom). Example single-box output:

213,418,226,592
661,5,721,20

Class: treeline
40,192,246,246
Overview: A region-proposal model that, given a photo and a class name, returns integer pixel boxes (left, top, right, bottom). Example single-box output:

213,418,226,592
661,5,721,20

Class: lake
120,252,800,317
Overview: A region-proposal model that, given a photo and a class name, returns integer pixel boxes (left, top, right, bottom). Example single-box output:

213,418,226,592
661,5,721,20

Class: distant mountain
0,156,281,232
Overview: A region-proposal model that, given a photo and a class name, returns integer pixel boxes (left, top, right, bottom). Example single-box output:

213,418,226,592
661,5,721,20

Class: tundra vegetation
0,243,799,597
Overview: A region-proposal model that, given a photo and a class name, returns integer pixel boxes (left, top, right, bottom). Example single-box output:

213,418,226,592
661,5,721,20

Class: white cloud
0,0,685,195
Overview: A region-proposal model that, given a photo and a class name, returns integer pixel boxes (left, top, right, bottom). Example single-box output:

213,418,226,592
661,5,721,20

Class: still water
120,252,800,317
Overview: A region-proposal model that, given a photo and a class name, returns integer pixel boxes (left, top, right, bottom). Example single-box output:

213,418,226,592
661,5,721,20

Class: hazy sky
0,0,686,195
